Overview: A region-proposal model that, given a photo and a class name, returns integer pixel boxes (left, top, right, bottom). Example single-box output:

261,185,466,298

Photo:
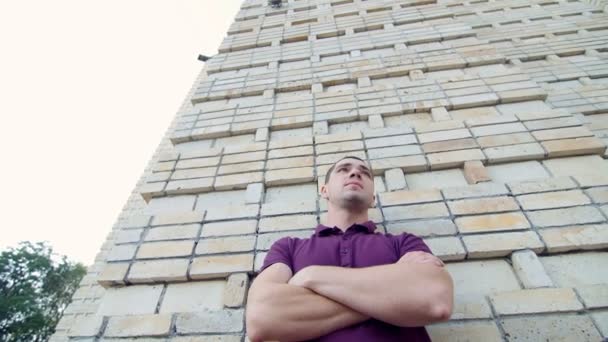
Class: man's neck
325,203,369,232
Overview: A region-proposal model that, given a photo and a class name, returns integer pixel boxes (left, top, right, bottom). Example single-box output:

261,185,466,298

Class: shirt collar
314,220,377,237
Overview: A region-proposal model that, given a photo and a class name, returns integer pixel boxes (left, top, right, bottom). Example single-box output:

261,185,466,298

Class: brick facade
54,0,608,340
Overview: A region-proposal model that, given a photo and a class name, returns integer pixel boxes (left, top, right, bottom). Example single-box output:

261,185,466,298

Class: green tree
0,241,86,342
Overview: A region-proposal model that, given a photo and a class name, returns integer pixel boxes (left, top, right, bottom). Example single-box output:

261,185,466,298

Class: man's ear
320,184,329,200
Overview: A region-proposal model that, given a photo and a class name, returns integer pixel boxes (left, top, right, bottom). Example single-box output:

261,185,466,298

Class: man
246,156,453,341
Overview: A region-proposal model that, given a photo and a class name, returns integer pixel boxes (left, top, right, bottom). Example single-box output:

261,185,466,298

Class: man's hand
288,265,317,288
398,251,444,268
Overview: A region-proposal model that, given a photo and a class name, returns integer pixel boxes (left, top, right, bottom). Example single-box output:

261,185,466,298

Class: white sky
0,0,243,265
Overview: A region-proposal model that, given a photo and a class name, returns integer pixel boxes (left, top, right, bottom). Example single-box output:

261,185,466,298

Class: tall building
54,0,608,340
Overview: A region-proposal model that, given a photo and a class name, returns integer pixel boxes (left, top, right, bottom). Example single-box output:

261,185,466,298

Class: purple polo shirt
261,220,432,342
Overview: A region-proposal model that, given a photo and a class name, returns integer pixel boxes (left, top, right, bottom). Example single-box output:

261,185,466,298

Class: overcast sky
0,0,243,265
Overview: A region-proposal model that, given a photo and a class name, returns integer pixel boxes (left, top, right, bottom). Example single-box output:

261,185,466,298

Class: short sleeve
260,237,293,273
395,232,432,258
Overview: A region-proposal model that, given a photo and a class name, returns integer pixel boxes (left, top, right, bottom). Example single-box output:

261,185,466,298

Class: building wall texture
53,0,608,340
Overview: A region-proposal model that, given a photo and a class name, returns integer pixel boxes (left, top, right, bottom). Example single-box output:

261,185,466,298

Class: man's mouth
345,182,363,189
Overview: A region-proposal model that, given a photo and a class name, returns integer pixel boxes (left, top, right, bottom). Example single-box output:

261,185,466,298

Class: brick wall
54,0,608,340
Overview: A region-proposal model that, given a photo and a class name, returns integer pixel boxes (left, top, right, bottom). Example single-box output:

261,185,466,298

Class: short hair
324,156,373,184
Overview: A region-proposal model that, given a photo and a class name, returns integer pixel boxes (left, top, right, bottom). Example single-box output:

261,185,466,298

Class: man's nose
349,170,362,178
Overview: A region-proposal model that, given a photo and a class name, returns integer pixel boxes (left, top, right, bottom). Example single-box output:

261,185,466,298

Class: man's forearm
302,262,453,327
247,282,369,342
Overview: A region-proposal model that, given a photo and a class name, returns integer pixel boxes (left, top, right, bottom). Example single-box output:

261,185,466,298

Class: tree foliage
0,241,86,342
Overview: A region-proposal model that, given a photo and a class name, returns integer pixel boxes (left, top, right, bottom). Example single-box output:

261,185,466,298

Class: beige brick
427,321,502,342
195,235,256,254
172,167,216,180
68,315,104,337
120,214,151,229
98,284,163,315
190,254,254,280
507,177,577,195
379,189,442,206
369,155,428,174
446,260,520,319
154,160,176,172
256,230,313,251
266,156,313,170
514,109,570,121
152,211,205,226
585,186,608,203
166,178,214,195
418,128,471,144
223,273,249,308
191,125,231,140
463,160,490,184
104,314,172,337
269,145,314,159
463,231,544,258
222,151,266,164
450,93,499,110
465,114,518,127
214,172,264,190
574,174,608,187
523,116,582,131
176,157,221,169
223,142,267,155
128,259,189,283
137,241,194,259
542,155,608,178
540,252,608,287
268,136,313,150
316,140,364,155
499,314,602,342
542,137,606,157
97,262,129,287
115,228,143,244
368,145,422,160
511,249,554,288
217,161,264,175
260,198,316,216
592,310,608,338
259,214,317,232
265,167,315,186
414,120,464,133
456,212,530,233
181,147,223,159
476,132,535,148
424,237,465,261
106,244,137,262
527,206,605,227
517,189,591,210
576,284,608,309
139,182,165,202
314,131,361,144
145,224,199,241
201,220,257,237
491,288,583,315
160,281,225,313
448,196,519,215
533,126,594,141
386,219,456,237
428,148,486,169
539,224,608,253
422,138,478,153
383,202,449,221
471,122,527,137
205,204,259,221
175,309,244,334
385,168,407,191
484,142,545,163
441,182,508,199
316,150,367,165
365,134,417,149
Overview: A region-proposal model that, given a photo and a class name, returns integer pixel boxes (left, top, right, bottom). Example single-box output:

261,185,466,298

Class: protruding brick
160,281,225,313
424,237,466,261
490,288,583,315
190,254,254,280
516,189,591,210
463,231,544,258
128,259,189,283
427,321,502,342
223,273,249,308
499,314,602,341
97,263,129,288
448,196,519,215
456,212,530,233
245,183,264,204
511,249,554,288
385,168,407,191
463,160,491,184
539,224,608,253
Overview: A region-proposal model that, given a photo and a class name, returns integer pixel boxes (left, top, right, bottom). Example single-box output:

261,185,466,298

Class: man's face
321,158,375,210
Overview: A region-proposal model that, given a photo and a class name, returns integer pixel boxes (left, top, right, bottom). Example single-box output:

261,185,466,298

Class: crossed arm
245,251,454,342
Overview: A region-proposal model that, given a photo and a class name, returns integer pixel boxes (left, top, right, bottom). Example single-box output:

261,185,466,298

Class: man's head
320,156,375,211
